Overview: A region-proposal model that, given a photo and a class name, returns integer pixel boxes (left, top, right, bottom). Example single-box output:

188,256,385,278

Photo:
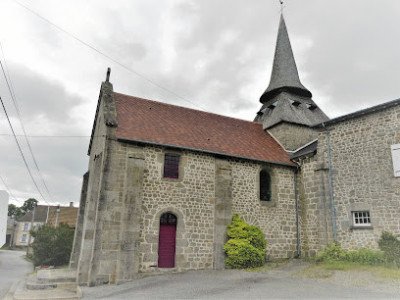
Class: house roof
17,205,78,228
17,205,49,222
114,93,295,167
47,206,78,228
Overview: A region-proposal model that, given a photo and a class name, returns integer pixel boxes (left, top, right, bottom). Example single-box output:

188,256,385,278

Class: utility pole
54,205,60,228
26,203,37,256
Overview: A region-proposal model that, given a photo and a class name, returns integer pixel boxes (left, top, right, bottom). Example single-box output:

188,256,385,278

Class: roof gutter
313,97,400,128
117,137,297,168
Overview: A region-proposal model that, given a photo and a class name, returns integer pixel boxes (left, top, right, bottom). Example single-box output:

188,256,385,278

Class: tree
30,223,75,266
21,198,38,214
8,204,23,218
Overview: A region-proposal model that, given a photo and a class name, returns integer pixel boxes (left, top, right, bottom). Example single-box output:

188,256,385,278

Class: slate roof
255,92,329,129
260,15,312,103
114,92,295,167
313,98,400,128
17,205,49,222
255,16,329,129
290,140,318,160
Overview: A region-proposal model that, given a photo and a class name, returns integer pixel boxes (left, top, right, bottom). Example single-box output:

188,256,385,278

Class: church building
70,15,400,286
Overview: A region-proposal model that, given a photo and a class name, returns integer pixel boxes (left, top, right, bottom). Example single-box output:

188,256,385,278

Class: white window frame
352,211,371,227
23,223,29,231
21,234,27,243
391,144,400,177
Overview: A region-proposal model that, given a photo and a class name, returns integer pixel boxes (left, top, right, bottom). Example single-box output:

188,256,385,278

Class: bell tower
255,15,328,152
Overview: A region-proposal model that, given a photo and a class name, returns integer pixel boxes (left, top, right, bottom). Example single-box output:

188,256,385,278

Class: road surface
0,250,33,298
82,261,400,299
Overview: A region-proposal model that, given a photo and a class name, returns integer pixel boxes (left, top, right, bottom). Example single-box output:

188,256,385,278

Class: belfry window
260,170,271,201
163,154,180,179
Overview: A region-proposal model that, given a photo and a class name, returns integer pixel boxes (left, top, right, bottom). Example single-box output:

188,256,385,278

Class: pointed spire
260,15,312,103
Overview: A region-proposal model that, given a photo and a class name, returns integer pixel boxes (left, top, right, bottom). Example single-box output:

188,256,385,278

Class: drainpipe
323,123,337,243
294,167,300,257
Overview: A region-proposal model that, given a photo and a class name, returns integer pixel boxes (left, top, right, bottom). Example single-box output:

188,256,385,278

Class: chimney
69,202,74,207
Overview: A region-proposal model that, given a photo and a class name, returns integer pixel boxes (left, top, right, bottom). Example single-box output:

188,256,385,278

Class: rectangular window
352,211,371,227
391,144,400,177
21,234,27,243
23,223,29,231
163,154,180,179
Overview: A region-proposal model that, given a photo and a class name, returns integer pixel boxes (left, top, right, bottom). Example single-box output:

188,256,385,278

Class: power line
0,95,50,204
0,174,23,203
0,134,93,138
13,0,208,112
0,44,54,203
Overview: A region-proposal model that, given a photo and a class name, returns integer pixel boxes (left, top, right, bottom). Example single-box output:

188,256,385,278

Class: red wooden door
158,224,176,268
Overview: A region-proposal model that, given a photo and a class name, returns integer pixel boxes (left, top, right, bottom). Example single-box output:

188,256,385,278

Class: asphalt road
82,262,400,299
0,250,33,298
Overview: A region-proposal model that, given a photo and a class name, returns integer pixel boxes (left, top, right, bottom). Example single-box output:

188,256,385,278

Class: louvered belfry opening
158,213,177,268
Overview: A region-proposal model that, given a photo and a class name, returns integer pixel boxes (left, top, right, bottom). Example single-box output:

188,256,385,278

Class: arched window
260,170,271,201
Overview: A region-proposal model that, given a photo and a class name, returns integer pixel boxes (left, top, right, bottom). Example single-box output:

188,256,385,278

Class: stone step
10,279,82,300
37,269,77,283
26,279,77,291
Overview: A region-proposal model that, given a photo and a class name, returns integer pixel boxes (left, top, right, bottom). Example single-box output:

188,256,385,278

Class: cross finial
279,0,284,14
106,67,111,82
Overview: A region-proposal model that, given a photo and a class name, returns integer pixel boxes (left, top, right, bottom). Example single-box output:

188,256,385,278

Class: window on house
260,170,271,201
21,234,27,243
23,223,29,231
163,154,180,179
352,211,371,227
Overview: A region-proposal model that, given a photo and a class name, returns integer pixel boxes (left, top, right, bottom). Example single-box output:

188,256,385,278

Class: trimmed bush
378,231,400,267
224,214,266,269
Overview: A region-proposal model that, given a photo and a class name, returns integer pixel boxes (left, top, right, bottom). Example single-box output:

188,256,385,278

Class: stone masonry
315,104,400,250
71,79,299,286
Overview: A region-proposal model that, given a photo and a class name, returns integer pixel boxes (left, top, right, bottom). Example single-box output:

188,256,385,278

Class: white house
0,191,9,247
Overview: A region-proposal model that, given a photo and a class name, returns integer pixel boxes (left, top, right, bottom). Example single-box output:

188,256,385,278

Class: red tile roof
114,93,295,166
46,206,78,228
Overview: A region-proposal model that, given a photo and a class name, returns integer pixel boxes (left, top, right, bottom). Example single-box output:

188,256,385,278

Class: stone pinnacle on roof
260,15,312,103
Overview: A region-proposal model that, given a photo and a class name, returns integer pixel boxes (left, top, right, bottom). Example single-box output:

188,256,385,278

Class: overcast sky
0,0,399,206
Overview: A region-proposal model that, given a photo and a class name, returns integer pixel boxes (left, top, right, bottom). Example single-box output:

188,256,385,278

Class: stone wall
230,160,298,258
296,156,332,256
268,123,319,152
315,103,400,250
76,138,298,284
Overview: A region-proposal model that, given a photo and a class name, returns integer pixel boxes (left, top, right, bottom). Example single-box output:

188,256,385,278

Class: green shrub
30,223,75,267
378,231,400,267
314,243,348,263
315,243,385,266
346,248,385,265
224,214,266,269
224,239,265,268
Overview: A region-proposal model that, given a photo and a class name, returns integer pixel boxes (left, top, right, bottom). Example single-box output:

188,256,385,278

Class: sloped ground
81,260,400,299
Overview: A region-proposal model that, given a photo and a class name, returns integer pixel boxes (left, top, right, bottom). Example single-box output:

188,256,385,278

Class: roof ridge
114,92,260,126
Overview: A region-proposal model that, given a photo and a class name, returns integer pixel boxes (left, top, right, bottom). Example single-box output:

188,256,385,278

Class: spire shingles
260,15,312,103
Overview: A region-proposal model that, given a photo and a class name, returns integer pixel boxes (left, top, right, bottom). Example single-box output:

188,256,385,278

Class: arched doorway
158,212,177,268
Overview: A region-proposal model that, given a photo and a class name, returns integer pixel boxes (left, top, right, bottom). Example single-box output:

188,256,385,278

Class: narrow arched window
260,170,271,201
